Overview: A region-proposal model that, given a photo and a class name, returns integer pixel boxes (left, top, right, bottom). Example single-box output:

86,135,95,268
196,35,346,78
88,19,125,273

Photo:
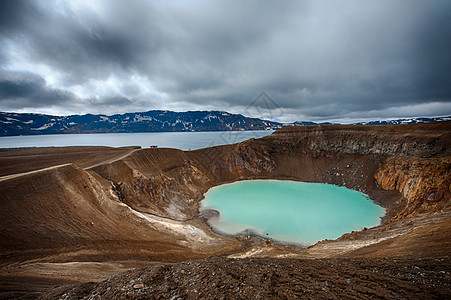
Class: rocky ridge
375,157,451,220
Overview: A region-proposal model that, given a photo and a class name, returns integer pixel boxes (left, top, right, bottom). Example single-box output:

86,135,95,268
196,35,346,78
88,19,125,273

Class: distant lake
0,130,274,150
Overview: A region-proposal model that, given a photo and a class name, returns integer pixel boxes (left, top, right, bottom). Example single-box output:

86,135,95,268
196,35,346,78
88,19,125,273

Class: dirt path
0,163,73,182
0,146,140,177
0,148,140,183
84,148,140,170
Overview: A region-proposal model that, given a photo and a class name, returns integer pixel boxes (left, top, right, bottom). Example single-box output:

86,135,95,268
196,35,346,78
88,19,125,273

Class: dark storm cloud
0,73,75,109
0,0,450,121
411,3,451,100
0,0,38,33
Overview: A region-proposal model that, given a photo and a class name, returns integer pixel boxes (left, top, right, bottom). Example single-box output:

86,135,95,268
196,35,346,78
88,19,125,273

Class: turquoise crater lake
200,180,385,246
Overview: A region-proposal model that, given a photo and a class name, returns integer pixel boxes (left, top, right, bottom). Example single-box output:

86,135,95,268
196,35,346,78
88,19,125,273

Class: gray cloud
0,0,450,121
0,72,75,109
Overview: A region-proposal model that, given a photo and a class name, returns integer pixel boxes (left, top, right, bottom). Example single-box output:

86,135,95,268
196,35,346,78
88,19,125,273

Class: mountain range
0,110,449,136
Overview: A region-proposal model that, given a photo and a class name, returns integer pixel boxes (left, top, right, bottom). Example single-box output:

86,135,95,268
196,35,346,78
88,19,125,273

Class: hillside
0,110,449,136
0,122,450,299
0,110,282,136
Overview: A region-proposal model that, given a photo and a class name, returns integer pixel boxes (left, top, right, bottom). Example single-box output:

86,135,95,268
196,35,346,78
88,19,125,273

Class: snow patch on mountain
31,123,55,131
0,110,449,137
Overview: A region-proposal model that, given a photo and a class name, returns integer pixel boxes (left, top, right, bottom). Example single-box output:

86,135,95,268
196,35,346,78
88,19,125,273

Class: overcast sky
0,0,450,122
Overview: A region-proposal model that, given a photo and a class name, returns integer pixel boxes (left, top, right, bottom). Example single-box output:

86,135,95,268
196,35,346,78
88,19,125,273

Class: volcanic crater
0,122,450,299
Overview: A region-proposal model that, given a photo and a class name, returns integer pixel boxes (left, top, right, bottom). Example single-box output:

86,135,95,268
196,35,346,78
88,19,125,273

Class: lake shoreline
200,179,385,247
0,130,274,150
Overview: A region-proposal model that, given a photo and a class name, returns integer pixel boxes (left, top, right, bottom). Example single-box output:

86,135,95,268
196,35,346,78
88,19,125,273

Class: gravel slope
43,257,451,300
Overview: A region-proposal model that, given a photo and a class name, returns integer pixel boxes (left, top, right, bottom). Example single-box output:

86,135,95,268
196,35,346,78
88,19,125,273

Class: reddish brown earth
0,122,450,299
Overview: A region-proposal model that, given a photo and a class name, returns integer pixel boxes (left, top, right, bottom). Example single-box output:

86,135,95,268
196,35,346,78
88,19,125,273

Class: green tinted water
200,180,385,246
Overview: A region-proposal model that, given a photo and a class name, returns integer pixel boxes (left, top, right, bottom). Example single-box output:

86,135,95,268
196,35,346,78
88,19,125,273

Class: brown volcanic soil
0,122,450,299
0,146,140,177
41,258,451,300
